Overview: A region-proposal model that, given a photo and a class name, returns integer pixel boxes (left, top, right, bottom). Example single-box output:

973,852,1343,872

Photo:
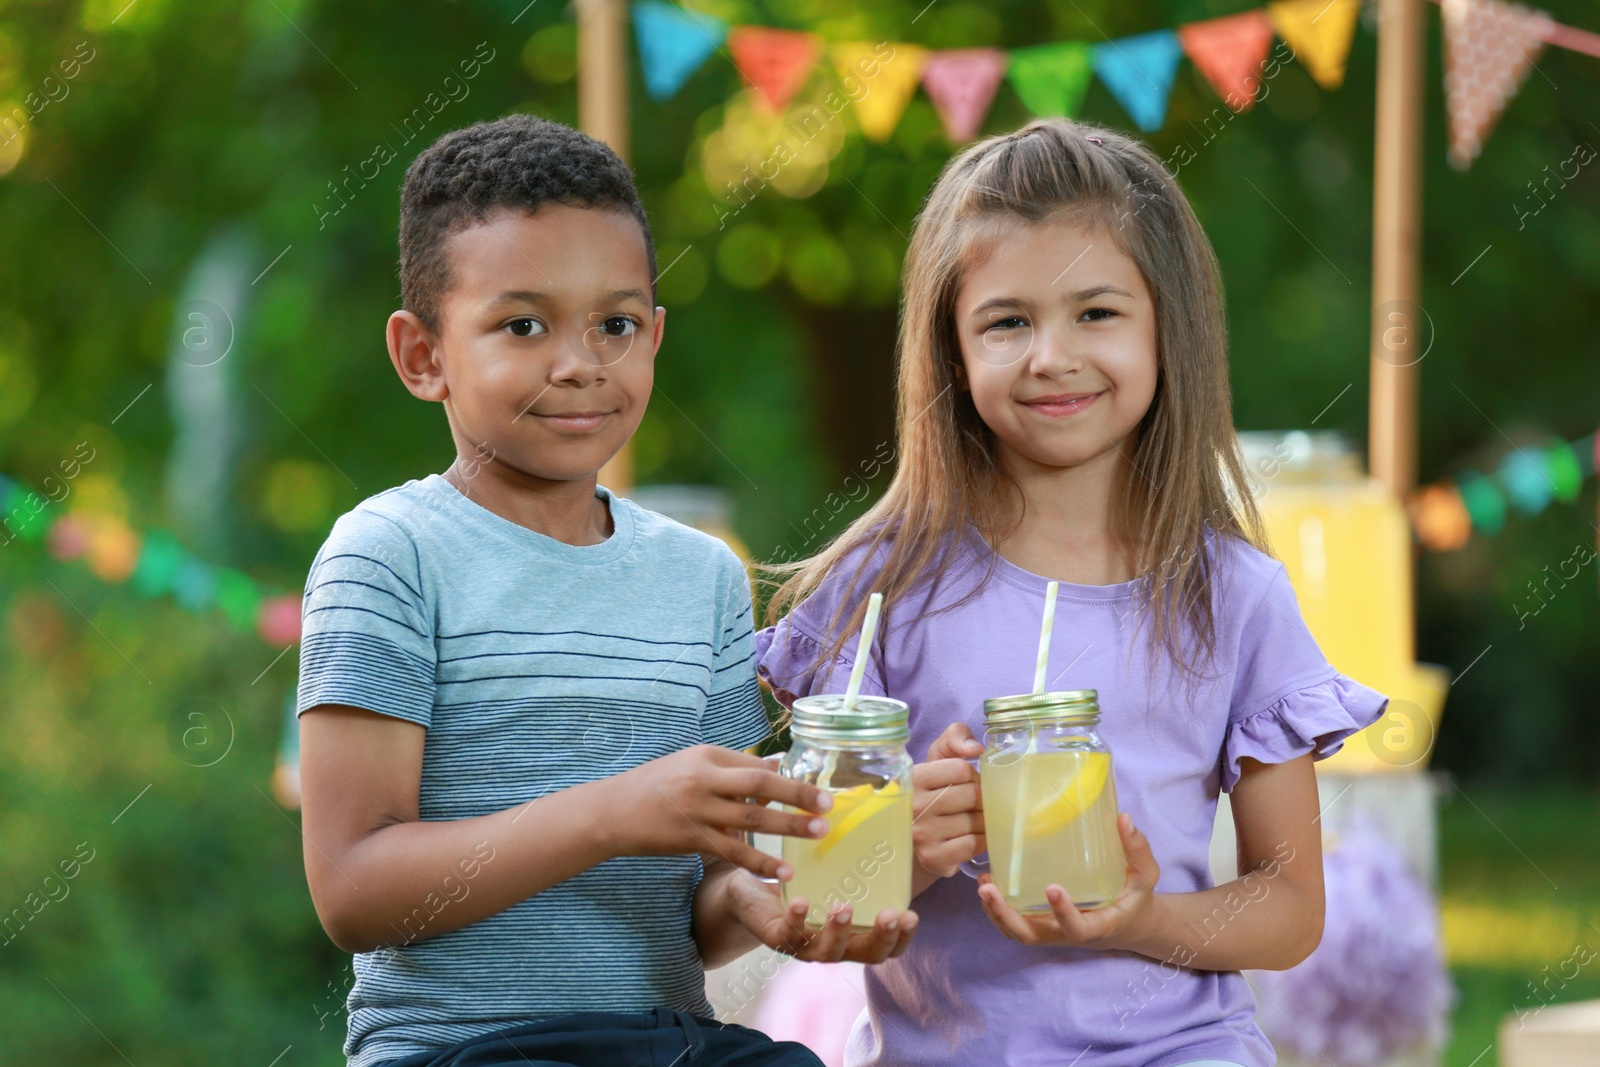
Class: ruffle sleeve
756,616,885,710
1220,673,1388,792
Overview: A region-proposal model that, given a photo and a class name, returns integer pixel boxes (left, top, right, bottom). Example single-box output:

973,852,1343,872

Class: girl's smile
1019,390,1105,418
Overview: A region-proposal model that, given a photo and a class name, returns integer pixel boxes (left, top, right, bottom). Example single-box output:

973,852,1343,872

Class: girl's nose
1027,330,1083,376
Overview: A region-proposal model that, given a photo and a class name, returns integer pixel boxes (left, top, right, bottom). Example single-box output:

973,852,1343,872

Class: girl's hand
976,812,1161,949
912,723,987,884
723,866,918,963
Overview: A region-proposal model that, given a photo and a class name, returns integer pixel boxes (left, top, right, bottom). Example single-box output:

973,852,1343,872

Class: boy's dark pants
376,1006,824,1067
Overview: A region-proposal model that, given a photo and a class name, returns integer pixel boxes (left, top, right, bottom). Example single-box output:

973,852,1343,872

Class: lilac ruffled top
756,529,1388,1067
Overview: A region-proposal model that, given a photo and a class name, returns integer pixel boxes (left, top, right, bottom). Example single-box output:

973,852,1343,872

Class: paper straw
842,592,883,711
1007,731,1037,899
1010,581,1058,897
1032,581,1059,695
818,748,839,792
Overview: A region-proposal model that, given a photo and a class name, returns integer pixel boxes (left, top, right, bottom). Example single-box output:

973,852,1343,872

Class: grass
1438,786,1600,1066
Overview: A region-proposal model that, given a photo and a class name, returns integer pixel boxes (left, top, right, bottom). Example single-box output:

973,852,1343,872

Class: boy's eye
505,317,546,337
594,315,638,338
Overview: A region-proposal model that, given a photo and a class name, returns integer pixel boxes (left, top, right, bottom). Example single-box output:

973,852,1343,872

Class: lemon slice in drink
815,782,902,858
1024,753,1111,838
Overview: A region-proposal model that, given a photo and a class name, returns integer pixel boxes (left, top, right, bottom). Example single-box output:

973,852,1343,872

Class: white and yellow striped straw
1032,581,1059,695
1009,581,1060,898
842,592,884,711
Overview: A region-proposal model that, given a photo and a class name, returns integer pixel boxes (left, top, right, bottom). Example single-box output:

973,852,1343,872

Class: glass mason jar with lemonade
965,689,1124,912
779,694,914,929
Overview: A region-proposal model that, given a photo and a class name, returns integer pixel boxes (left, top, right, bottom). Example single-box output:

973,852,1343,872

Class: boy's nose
550,332,605,382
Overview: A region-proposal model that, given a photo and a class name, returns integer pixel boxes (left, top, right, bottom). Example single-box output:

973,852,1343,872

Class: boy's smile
387,202,663,520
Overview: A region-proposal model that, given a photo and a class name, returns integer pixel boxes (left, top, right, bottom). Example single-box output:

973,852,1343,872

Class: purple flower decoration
1253,823,1454,1066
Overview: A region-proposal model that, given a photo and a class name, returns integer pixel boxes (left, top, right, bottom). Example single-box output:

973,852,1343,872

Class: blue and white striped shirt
296,474,768,1066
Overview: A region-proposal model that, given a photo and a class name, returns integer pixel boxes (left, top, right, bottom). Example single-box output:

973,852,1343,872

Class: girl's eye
1081,307,1118,322
505,317,546,338
986,315,1028,331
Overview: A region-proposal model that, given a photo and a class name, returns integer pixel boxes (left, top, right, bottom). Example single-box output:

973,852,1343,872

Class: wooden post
578,0,636,493
1369,0,1425,499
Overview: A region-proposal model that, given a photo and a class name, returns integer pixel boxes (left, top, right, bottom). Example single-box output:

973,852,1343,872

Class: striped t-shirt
296,474,768,1067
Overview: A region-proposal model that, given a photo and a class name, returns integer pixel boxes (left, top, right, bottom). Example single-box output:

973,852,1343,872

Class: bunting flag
623,1,1597,161
1091,30,1183,131
0,471,304,646
1408,432,1595,550
727,26,821,112
631,0,727,101
920,48,1008,142
1442,0,1554,169
1007,41,1094,119
832,43,927,142
1179,9,1276,112
1268,0,1361,89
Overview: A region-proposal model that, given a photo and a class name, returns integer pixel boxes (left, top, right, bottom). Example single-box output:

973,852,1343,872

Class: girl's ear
951,357,970,393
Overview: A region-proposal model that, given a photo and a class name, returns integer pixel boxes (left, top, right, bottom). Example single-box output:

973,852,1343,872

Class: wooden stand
1501,1000,1600,1066
577,0,636,494
1368,0,1425,500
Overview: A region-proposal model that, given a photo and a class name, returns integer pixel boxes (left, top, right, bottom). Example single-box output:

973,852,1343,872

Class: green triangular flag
1007,42,1094,118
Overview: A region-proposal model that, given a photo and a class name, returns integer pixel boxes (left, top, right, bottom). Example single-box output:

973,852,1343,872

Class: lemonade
981,748,1124,911
783,781,913,929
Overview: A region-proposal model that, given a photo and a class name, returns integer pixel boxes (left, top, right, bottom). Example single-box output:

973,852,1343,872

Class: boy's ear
387,310,449,402
650,305,666,355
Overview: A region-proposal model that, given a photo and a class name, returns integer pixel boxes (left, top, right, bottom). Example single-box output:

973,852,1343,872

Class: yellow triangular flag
1269,0,1361,89
832,43,927,142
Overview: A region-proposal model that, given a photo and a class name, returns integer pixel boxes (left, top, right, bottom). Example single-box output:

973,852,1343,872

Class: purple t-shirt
756,529,1387,1067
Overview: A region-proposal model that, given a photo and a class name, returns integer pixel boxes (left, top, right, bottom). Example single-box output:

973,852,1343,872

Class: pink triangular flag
1443,0,1554,169
920,48,1008,143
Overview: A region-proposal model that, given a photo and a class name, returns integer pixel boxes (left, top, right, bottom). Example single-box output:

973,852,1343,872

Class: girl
756,118,1387,1067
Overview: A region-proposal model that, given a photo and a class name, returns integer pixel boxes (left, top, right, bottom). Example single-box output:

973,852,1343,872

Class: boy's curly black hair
398,114,656,330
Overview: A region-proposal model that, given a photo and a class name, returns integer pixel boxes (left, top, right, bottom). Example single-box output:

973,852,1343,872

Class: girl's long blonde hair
765,118,1264,678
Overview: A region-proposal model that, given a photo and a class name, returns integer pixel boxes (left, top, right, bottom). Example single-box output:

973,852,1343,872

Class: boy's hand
975,813,1161,949
722,867,918,963
608,745,831,880
912,723,986,883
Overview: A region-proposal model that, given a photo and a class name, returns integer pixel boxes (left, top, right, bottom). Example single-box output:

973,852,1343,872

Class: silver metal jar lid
790,694,910,743
982,689,1100,727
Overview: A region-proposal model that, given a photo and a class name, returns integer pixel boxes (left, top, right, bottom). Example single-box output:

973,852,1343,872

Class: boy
296,115,914,1067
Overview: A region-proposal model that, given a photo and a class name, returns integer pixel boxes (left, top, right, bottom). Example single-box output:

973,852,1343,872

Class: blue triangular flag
631,1,727,102
1091,29,1183,131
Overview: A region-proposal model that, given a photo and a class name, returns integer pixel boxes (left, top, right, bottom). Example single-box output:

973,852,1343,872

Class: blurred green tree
0,0,1597,1061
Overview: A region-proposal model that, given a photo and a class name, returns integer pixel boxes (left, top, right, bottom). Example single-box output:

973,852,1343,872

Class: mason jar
780,695,913,929
963,690,1123,912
